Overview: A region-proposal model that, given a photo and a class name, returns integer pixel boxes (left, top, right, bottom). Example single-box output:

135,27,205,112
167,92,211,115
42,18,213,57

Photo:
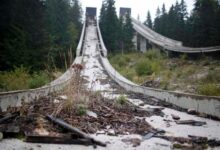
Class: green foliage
200,71,220,83
0,0,82,71
117,95,128,105
99,0,119,52
135,59,153,76
0,66,52,91
122,13,134,51
99,0,134,52
0,66,30,91
197,84,220,96
109,50,220,96
28,72,50,89
76,104,87,116
144,11,153,29
153,0,220,47
144,49,165,60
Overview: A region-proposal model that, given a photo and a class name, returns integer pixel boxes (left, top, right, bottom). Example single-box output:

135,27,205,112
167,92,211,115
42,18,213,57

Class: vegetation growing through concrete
109,49,220,96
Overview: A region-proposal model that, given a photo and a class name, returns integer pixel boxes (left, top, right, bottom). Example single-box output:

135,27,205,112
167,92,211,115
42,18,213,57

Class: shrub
118,57,127,66
0,66,30,91
200,71,220,83
160,80,169,90
117,95,127,105
151,61,161,74
180,54,188,61
144,49,164,60
28,72,50,89
76,104,87,116
124,69,136,81
135,59,153,76
197,84,220,96
0,66,52,91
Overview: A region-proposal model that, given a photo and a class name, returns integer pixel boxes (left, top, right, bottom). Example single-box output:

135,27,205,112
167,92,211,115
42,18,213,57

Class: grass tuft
197,84,220,96
117,95,128,105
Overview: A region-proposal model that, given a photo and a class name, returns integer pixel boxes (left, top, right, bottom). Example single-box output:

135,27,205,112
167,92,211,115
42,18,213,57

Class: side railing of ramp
132,18,220,53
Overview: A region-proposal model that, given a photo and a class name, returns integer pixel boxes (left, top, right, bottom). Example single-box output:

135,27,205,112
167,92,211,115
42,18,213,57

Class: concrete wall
96,24,220,119
0,21,87,112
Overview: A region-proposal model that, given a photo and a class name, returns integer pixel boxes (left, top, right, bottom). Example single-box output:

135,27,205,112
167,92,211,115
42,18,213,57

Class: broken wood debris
25,133,94,145
154,135,220,148
46,115,106,147
143,128,165,140
0,112,19,124
188,135,208,144
176,120,206,126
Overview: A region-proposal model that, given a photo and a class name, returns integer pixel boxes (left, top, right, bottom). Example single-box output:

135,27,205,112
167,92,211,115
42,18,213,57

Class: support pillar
140,36,147,53
132,32,138,50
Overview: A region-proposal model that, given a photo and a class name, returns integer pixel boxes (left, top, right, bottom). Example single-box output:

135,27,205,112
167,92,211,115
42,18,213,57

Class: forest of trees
99,0,134,53
0,0,82,71
145,0,220,47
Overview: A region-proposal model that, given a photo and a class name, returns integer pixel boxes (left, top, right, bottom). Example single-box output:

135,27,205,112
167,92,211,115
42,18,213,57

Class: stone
96,131,105,135
53,99,60,104
171,114,180,120
58,95,68,100
139,103,145,106
86,110,97,118
107,129,115,136
187,108,197,115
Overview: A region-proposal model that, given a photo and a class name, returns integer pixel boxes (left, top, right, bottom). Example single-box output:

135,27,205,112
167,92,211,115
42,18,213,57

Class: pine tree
156,6,161,18
162,3,167,15
190,0,219,46
70,0,82,31
144,11,153,29
180,0,188,21
123,13,134,51
99,0,119,52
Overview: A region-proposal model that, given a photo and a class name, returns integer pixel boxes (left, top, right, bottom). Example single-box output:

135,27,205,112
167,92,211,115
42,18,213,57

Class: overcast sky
80,0,195,21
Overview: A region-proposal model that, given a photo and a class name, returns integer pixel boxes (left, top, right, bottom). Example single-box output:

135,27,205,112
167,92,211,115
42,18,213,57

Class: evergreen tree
153,0,220,47
180,0,188,21
0,0,48,70
190,0,219,46
99,0,119,52
123,13,134,51
0,0,82,71
154,7,161,32
70,0,82,31
144,11,153,29
156,6,161,18
118,16,124,53
162,3,167,15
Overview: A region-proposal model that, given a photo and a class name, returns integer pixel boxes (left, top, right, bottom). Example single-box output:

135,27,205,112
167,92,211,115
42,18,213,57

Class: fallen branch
46,115,106,147
176,120,206,126
25,134,93,145
0,112,19,124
